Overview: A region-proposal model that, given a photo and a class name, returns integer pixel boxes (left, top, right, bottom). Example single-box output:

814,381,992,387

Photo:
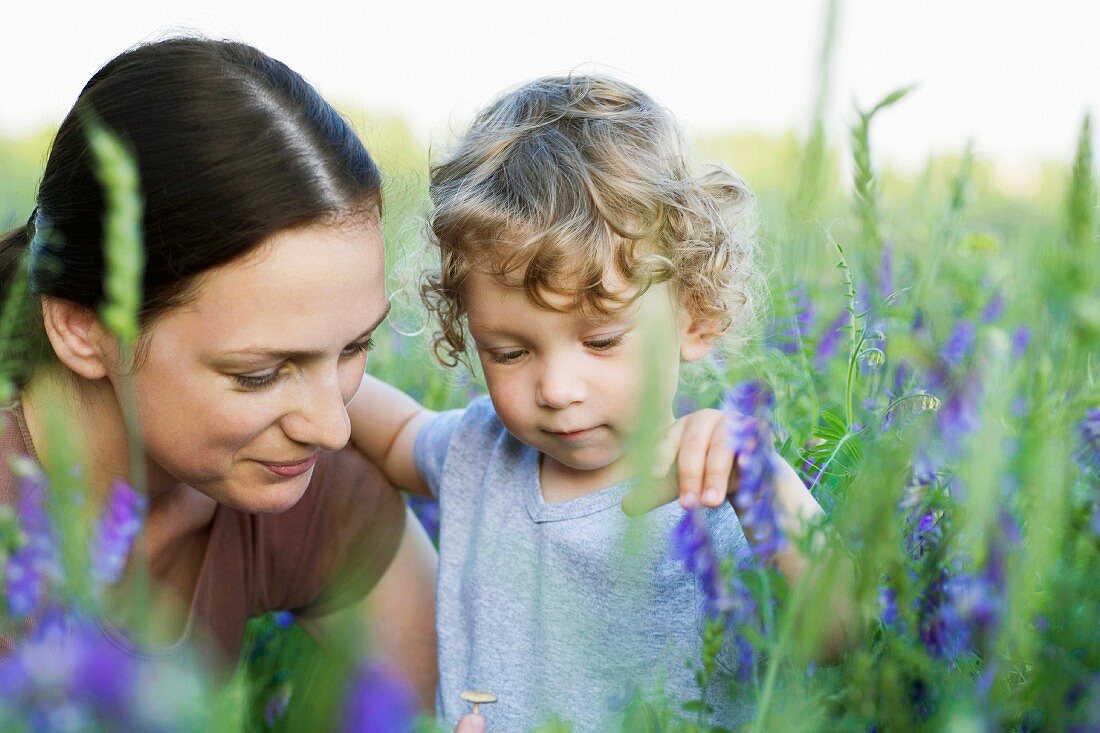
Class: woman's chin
216,472,313,515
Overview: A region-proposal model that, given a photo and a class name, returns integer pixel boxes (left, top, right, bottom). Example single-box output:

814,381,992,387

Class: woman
0,37,442,715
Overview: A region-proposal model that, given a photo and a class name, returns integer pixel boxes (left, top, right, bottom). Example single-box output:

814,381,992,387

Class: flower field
1,51,1098,733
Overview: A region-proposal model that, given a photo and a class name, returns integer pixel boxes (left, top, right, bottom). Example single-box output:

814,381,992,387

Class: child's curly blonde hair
423,73,761,367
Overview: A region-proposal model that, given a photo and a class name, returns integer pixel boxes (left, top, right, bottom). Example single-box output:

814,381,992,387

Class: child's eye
487,349,526,364
341,337,375,359
585,334,624,351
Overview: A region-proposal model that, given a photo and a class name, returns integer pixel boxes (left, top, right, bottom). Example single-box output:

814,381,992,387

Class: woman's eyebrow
222,302,391,359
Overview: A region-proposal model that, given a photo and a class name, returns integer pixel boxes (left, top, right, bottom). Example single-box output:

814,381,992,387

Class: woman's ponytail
0,217,40,400
0,222,31,298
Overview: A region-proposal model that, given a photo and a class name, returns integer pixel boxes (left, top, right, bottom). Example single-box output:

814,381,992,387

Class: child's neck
539,452,630,503
536,407,679,503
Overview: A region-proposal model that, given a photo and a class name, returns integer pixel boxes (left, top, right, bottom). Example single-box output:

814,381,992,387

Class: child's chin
546,449,620,474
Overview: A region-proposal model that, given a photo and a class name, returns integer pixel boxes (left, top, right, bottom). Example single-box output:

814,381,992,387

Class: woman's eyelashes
232,337,375,390
341,336,375,358
234,371,282,390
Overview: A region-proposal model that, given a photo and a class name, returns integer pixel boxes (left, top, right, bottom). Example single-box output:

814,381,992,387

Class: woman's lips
259,454,318,478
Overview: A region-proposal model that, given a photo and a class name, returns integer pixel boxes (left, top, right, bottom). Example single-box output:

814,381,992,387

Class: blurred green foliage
2,81,1097,730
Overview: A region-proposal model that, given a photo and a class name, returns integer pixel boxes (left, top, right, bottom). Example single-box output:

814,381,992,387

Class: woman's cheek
339,354,370,404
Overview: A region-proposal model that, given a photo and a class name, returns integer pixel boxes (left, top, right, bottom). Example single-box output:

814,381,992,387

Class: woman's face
124,217,388,513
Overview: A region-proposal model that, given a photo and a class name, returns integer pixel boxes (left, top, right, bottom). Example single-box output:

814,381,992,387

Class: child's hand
662,408,737,509
454,714,487,733
621,409,735,516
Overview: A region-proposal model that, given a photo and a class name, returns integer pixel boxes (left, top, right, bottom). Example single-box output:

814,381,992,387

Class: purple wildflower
932,374,985,453
406,495,440,545
769,285,815,355
1076,408,1100,474
940,321,976,371
944,572,998,640
1011,325,1032,358
899,457,942,561
4,551,40,619
265,682,293,727
878,586,899,628
878,242,894,301
936,382,983,453
981,291,1005,323
671,509,758,679
905,511,942,560
918,568,968,659
891,361,912,397
1067,675,1100,732
90,480,146,589
911,308,926,333
340,662,417,733
721,381,775,418
730,634,757,683
800,452,824,488
5,457,60,619
856,281,872,319
720,386,785,561
911,453,939,489
672,508,728,615
815,310,849,371
0,608,142,730
920,511,1019,660
791,285,815,349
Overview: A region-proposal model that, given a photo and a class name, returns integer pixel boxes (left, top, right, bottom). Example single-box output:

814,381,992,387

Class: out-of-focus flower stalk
721,383,786,562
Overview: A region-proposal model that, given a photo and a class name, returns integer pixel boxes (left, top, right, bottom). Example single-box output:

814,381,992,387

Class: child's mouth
548,426,598,442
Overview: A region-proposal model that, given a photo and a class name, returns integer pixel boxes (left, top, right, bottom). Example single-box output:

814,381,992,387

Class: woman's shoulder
0,403,33,506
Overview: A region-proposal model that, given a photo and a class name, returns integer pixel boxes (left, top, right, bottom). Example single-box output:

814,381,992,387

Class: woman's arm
296,506,439,711
361,505,439,709
347,374,436,495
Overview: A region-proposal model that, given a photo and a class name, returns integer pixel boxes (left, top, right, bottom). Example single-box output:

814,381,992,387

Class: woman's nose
282,368,353,450
535,359,587,409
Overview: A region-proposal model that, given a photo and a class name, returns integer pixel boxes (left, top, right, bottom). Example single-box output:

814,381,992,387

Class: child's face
465,269,713,490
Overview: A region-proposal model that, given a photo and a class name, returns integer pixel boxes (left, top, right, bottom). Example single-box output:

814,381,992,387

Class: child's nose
535,363,587,409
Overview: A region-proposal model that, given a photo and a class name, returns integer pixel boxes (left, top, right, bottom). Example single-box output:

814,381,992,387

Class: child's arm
346,374,437,496
623,408,861,662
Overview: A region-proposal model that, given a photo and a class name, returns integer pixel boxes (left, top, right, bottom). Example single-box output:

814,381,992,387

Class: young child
349,75,835,732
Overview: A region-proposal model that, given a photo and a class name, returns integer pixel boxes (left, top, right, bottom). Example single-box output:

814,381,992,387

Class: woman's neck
21,368,176,502
19,374,218,650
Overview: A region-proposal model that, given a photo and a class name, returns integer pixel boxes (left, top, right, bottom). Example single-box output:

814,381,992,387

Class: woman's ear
40,297,116,379
679,315,721,363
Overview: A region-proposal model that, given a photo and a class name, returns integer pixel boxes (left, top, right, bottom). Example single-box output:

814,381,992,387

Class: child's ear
40,297,118,380
679,315,721,363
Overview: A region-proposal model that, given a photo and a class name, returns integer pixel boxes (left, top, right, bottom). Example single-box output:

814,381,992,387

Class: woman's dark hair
0,37,382,384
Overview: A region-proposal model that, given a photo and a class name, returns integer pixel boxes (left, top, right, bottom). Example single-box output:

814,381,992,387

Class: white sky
3,0,1098,171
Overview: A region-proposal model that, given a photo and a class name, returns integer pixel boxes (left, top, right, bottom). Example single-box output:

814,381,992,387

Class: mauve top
0,403,406,664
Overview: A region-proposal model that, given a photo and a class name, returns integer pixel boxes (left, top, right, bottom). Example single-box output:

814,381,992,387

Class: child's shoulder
463,393,498,423
415,394,525,496
421,394,508,454
445,394,503,437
